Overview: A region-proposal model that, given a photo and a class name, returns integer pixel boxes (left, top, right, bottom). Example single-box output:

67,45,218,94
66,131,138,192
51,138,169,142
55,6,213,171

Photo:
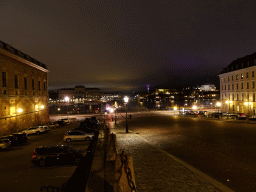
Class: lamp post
64,96,70,118
115,107,117,125
124,96,129,133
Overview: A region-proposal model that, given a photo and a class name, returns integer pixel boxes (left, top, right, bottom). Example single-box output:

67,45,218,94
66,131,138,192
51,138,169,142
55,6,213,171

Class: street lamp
124,96,129,133
216,102,221,113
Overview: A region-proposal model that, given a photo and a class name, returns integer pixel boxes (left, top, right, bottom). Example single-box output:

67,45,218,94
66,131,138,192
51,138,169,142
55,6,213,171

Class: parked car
22,127,45,135
63,130,94,142
38,125,51,132
249,115,256,121
0,135,18,146
237,113,246,120
72,127,95,134
226,113,237,119
12,132,28,144
31,145,83,167
47,122,59,128
208,112,222,118
0,139,11,150
55,120,66,127
60,118,70,124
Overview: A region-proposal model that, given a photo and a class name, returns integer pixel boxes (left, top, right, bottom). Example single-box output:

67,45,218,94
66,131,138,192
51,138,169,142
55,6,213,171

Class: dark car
0,135,18,146
73,127,95,134
55,120,66,127
208,112,222,118
12,133,28,145
80,119,99,128
31,145,83,167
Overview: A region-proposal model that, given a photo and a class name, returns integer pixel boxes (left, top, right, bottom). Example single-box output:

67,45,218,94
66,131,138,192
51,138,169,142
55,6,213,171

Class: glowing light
40,105,44,109
174,107,177,110
124,96,129,103
216,102,221,107
64,97,70,102
192,105,197,110
57,108,61,111
17,108,23,113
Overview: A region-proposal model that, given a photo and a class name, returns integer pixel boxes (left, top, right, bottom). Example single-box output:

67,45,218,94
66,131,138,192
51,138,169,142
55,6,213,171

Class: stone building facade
219,52,256,115
0,41,49,135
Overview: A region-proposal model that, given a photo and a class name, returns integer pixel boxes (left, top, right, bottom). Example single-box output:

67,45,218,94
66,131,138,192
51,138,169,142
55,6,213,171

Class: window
32,79,34,90
247,93,250,101
246,72,249,78
253,81,255,89
24,77,27,89
232,75,234,81
241,82,243,89
225,85,226,90
221,78,223,82
253,71,255,77
236,74,238,80
224,77,226,82
44,82,46,91
228,76,230,81
232,93,234,100
38,81,41,91
242,93,244,101
241,73,244,79
237,83,239,89
228,84,230,90
253,93,256,102
14,75,18,89
221,85,223,90
2,72,7,87
232,84,234,90
237,93,239,101
247,82,249,89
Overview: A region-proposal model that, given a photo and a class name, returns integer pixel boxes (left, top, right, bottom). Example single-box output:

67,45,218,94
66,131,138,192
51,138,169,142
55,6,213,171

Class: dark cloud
1,0,256,92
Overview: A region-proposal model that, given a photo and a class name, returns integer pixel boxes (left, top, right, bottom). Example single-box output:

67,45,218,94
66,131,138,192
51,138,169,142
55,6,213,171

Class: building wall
0,42,49,135
219,65,256,115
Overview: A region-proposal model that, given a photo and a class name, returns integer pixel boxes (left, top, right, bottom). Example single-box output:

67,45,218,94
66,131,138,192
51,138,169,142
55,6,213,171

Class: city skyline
1,1,256,92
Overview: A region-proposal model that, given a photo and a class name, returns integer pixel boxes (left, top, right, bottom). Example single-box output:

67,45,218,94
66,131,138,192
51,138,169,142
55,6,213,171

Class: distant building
57,86,101,104
0,41,49,135
219,52,256,114
199,84,216,91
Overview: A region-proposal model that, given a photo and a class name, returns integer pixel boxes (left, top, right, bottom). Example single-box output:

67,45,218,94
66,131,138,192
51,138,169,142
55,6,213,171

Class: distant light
216,102,221,107
174,107,177,110
192,105,197,110
40,105,44,109
58,108,61,111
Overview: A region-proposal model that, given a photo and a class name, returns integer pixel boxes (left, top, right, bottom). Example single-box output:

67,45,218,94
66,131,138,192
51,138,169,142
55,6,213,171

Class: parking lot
0,120,93,192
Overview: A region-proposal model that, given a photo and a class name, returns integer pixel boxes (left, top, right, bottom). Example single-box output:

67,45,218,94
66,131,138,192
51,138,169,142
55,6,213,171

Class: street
113,111,256,192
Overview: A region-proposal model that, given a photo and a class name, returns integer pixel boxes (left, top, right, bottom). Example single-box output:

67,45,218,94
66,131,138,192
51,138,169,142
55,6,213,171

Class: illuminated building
219,53,256,115
0,41,49,135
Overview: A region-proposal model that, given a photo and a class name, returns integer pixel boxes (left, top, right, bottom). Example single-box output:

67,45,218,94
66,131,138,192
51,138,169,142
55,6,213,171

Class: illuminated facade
0,41,49,135
219,53,256,115
58,86,101,103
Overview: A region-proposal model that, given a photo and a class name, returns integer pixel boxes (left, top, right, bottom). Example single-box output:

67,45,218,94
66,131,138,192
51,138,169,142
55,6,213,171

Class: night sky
1,0,256,92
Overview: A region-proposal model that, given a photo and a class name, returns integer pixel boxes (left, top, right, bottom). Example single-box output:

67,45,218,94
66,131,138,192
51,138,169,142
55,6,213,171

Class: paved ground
107,121,234,192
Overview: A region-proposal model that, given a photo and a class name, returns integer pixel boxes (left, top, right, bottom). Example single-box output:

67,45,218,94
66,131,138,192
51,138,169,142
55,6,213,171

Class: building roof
220,52,256,74
0,40,48,71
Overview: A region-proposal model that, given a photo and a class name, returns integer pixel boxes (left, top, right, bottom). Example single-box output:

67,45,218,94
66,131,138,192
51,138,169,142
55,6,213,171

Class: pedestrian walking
129,114,132,120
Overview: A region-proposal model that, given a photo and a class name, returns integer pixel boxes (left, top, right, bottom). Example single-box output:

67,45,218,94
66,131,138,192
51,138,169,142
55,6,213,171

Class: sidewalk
107,121,234,192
